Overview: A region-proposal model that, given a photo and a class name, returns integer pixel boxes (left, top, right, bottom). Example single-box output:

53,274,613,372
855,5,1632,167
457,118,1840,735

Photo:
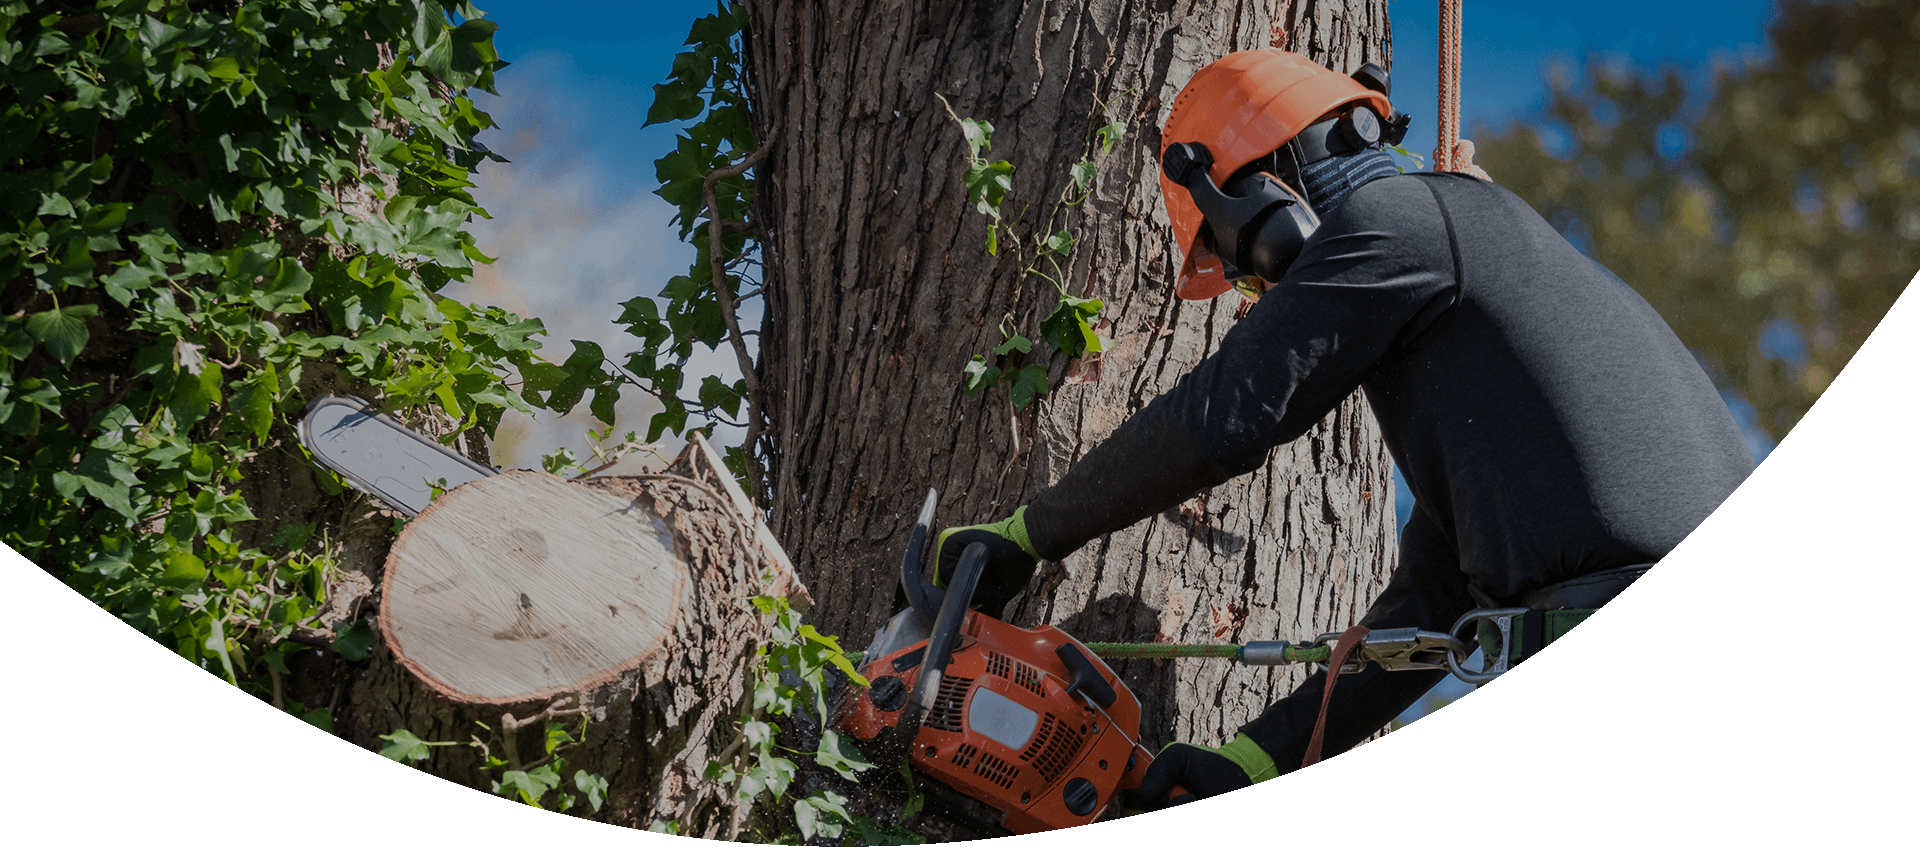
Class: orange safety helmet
1160,50,1397,300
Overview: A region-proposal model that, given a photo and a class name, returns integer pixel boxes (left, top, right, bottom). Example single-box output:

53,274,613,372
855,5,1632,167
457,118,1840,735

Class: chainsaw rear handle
898,540,987,739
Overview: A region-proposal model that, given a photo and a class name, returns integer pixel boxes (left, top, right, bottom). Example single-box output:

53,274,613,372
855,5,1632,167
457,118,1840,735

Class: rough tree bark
746,0,1399,753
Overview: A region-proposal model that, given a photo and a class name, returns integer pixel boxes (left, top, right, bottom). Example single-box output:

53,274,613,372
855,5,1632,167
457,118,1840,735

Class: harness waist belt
1522,562,1653,610
1479,563,1654,669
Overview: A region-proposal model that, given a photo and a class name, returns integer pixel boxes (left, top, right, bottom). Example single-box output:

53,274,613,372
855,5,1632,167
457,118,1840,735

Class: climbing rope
1084,641,1332,663
1435,0,1492,180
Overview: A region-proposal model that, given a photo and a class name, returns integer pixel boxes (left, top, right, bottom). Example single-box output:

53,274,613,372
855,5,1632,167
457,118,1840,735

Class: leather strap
1301,625,1369,768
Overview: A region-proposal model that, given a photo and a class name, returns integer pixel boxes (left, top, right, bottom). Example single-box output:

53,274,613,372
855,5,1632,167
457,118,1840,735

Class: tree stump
362,435,809,834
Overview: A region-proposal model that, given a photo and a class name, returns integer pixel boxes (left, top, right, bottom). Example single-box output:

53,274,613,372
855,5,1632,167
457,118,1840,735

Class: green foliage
1476,0,1919,439
730,592,872,800
705,587,925,844
380,716,611,816
612,0,762,475
376,727,456,763
939,93,1125,410
0,1,594,721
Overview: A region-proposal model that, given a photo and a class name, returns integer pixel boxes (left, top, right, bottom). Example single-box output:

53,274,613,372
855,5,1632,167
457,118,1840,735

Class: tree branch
701,128,778,500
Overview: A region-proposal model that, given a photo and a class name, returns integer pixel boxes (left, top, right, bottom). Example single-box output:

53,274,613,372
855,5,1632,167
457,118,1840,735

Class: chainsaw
834,489,1178,834
296,399,1158,827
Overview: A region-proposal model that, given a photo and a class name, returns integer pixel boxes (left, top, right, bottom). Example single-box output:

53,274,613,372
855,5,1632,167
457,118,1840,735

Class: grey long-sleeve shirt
1023,171,1754,770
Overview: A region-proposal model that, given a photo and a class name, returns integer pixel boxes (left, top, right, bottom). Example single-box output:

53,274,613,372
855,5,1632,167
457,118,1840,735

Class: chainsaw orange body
838,608,1151,833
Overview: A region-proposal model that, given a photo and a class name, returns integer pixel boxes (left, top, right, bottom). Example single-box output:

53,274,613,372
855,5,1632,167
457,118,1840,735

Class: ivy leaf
101,262,158,305
25,305,96,366
992,334,1032,355
742,719,775,753
541,721,572,756
759,755,797,799
205,55,241,80
814,730,875,781
377,729,437,763
794,797,825,841
645,82,706,127
272,522,313,550
51,448,141,519
235,363,278,441
1041,230,1074,257
139,16,185,53
795,792,852,841
252,259,314,313
1097,121,1127,153
1041,296,1105,358
1009,364,1049,409
964,159,1015,219
331,619,376,661
162,547,206,581
961,355,1001,395
495,768,560,806
573,770,610,812
1071,160,1097,192
958,117,993,159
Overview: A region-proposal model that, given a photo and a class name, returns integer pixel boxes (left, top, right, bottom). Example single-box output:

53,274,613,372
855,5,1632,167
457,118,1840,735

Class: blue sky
451,0,1789,725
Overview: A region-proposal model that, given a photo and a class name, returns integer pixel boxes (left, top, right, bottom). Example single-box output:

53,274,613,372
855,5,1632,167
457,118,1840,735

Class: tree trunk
325,437,807,836
746,0,1398,753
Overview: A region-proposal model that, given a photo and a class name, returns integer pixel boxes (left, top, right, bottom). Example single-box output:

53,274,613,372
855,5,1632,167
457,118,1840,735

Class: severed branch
497,693,588,772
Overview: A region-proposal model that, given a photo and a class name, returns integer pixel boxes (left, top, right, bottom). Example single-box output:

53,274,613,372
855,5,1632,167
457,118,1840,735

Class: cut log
380,470,689,704
357,434,810,833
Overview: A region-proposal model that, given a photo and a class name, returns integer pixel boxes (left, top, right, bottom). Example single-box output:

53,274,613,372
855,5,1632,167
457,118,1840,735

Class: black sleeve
1237,507,1478,772
1024,177,1457,560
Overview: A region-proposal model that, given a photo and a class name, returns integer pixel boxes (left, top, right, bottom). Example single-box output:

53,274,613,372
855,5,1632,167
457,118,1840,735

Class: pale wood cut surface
380,471,687,703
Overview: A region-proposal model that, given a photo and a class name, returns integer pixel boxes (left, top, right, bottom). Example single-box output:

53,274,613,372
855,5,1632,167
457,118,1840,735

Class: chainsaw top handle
898,539,987,740
902,488,944,623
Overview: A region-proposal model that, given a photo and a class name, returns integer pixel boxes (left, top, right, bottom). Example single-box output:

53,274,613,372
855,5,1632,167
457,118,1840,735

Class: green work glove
1136,733,1279,809
934,506,1039,617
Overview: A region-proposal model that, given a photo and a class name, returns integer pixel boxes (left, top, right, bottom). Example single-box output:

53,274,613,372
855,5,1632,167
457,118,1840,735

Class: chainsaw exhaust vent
984,651,1048,698
927,675,974,733
1019,712,1085,783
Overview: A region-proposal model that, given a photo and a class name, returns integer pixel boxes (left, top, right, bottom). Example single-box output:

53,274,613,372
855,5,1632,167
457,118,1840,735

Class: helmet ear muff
1236,176,1319,282
1162,141,1321,284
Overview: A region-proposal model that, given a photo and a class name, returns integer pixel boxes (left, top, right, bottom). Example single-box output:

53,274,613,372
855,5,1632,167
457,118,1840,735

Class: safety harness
1078,563,1651,769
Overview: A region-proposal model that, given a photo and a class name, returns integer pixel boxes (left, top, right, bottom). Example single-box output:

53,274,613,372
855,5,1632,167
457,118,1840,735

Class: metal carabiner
1359,627,1471,672
1309,628,1470,674
1309,631,1369,675
1446,608,1529,684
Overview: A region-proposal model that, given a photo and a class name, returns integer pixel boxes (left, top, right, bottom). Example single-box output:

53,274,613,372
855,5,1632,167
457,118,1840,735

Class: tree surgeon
936,50,1754,802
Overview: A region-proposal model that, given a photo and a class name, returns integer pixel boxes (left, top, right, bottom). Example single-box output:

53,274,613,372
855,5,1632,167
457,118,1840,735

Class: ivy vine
942,92,1130,410
610,0,769,491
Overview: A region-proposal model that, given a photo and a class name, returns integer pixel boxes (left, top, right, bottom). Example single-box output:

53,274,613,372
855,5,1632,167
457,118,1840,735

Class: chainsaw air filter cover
837,611,1147,834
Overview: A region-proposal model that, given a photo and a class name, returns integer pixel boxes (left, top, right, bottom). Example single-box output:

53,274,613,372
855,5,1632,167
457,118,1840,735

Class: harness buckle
1446,608,1529,684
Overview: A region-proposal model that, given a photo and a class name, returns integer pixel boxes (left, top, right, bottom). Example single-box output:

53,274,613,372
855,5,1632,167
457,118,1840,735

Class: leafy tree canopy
1477,0,1918,440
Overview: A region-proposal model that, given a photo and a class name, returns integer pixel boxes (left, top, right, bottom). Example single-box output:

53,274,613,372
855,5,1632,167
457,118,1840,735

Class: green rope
1083,643,1240,659
1084,642,1333,664
847,641,1335,670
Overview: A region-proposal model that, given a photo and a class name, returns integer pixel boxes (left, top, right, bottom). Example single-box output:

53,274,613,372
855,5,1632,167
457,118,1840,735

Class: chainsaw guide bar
296,395,496,515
